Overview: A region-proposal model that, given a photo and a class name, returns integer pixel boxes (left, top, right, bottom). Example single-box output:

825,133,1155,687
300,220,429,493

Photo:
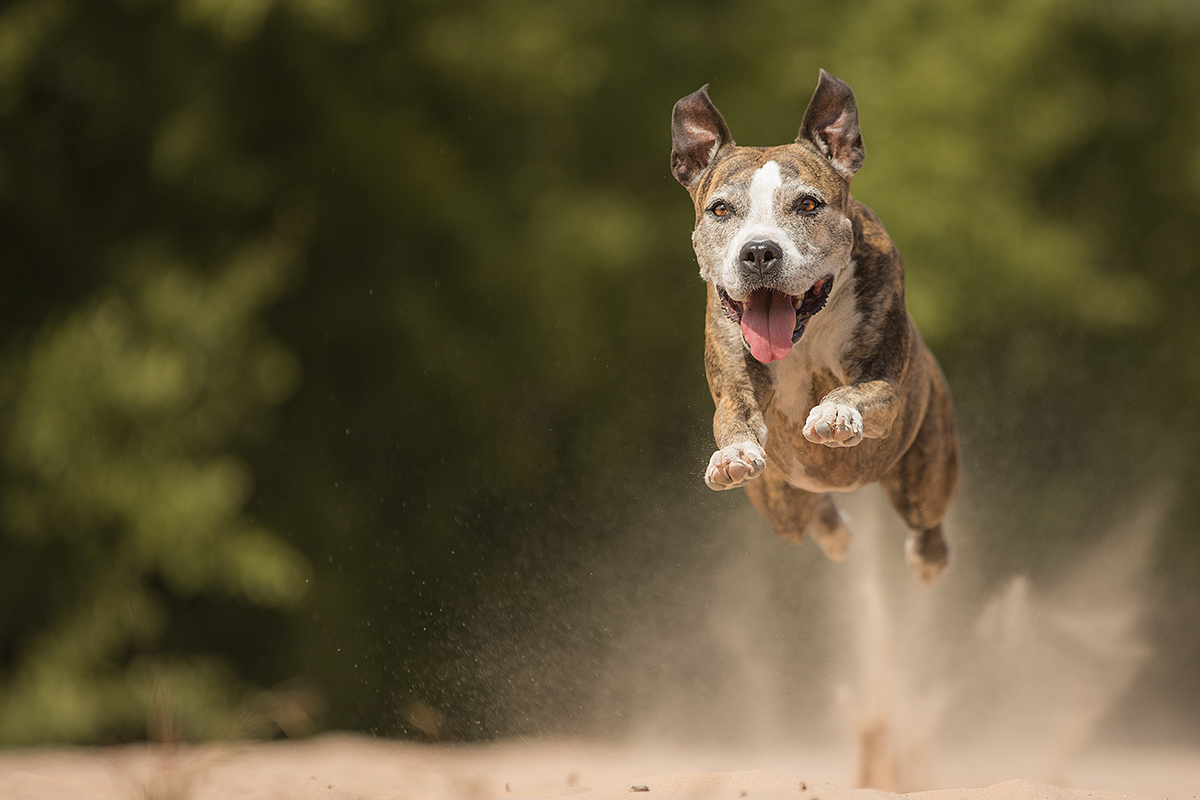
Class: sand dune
1,734,1196,800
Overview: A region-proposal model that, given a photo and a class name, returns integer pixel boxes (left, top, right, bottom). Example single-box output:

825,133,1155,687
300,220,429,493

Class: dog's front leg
704,310,771,491
803,378,901,448
707,385,769,490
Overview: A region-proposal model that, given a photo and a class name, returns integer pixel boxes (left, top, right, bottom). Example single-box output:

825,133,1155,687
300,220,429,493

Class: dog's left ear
797,70,865,180
671,85,733,189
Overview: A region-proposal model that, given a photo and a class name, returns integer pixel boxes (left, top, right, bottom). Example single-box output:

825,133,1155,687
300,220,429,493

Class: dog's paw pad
803,403,863,447
705,442,766,490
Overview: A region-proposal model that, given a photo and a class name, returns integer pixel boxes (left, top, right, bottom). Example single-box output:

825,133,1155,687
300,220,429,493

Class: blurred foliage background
0,0,1198,745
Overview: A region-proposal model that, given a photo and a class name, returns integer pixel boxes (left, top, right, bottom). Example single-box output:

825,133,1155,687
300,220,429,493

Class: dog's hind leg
809,493,853,562
745,473,852,562
880,366,960,585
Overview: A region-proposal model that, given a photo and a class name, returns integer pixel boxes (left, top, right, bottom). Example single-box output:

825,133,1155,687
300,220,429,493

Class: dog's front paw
705,442,766,490
803,403,863,447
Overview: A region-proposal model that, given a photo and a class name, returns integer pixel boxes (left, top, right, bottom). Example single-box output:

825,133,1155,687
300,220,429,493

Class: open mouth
718,274,833,363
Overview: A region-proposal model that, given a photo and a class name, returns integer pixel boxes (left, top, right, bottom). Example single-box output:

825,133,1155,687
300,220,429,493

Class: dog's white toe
803,403,863,447
705,441,766,490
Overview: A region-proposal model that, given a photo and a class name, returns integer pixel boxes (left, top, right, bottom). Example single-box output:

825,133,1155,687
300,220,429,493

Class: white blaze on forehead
747,160,783,223
721,159,788,283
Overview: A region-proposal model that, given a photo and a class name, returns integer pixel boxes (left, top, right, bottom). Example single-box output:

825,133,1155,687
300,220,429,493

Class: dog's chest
769,275,859,422
761,275,864,492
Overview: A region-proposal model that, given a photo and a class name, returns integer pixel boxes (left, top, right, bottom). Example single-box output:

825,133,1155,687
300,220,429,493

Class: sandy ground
0,734,1197,800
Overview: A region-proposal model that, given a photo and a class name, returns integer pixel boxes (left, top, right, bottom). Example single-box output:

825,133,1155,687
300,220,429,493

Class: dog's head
671,70,865,363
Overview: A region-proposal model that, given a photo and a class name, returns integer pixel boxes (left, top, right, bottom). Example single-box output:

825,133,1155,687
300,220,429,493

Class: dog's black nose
739,240,783,275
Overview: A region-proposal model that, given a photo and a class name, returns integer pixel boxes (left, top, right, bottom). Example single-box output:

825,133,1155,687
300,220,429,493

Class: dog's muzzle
719,274,833,363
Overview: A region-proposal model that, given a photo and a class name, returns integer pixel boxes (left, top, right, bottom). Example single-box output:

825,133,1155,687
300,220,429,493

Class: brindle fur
673,71,959,584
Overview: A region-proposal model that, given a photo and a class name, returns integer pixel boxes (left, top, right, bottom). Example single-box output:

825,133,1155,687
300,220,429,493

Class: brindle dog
671,70,959,584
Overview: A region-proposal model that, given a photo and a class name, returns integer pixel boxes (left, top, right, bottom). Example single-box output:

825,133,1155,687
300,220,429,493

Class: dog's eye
709,201,731,218
796,196,822,214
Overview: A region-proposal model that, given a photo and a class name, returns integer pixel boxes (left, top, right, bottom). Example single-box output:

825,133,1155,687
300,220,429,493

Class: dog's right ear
671,85,733,189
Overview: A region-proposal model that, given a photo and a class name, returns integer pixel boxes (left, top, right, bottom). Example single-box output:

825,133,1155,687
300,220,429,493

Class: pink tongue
740,289,796,363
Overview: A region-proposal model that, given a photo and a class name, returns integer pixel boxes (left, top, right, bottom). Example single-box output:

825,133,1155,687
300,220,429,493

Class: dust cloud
832,488,1159,790
479,485,1177,793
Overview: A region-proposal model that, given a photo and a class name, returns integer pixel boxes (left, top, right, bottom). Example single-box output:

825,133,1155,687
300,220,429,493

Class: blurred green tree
0,232,309,743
